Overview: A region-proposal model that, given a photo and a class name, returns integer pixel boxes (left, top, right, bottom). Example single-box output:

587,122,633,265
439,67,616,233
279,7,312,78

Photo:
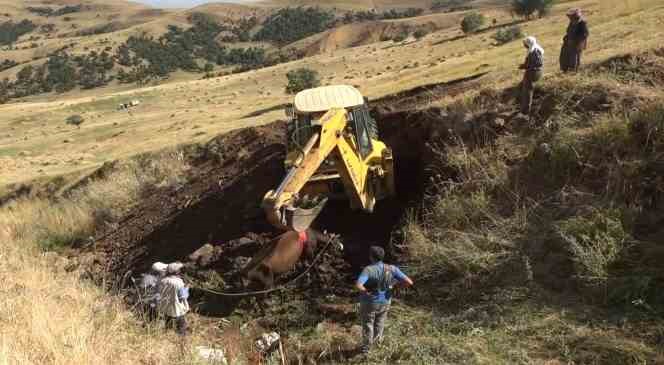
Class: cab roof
294,85,364,114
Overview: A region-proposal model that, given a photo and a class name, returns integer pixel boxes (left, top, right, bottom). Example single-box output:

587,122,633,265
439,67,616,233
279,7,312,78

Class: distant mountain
133,0,254,9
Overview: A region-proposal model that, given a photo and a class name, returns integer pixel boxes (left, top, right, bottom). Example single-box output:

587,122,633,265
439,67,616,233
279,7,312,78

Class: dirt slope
86,73,505,301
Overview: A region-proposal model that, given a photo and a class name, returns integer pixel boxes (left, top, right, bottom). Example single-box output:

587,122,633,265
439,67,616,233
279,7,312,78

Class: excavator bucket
284,196,328,232
265,195,328,232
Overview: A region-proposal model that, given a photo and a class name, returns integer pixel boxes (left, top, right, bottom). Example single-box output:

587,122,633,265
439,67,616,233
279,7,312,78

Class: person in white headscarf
158,262,190,335
518,36,545,115
137,262,168,320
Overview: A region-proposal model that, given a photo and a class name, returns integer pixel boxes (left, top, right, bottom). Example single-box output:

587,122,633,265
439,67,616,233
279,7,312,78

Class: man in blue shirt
355,246,413,353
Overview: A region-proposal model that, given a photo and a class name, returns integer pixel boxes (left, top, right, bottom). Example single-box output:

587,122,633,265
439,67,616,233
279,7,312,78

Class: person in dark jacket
560,8,589,72
519,36,544,115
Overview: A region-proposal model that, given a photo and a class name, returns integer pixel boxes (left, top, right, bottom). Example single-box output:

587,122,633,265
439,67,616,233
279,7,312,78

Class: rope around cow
188,235,341,297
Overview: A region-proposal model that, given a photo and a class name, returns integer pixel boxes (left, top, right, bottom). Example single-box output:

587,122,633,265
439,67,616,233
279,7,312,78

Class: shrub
253,7,334,45
285,68,320,94
493,25,524,45
392,30,409,43
511,0,556,20
413,29,429,40
628,103,664,154
0,58,17,71
556,208,627,280
66,114,85,128
0,19,37,45
461,12,486,34
431,0,468,11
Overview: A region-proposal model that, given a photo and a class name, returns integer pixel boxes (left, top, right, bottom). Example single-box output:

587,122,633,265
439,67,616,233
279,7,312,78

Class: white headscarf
151,262,168,274
524,36,544,56
167,262,184,275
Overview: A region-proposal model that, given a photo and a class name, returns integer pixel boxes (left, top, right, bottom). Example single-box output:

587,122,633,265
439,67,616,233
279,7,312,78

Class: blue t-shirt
356,262,407,304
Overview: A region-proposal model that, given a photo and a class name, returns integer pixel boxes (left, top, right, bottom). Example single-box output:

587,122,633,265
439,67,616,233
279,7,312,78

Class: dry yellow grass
2,0,662,189
0,1,663,363
0,235,188,365
0,151,196,365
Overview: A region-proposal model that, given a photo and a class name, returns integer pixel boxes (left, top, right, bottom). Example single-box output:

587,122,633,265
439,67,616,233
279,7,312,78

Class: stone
195,346,227,365
188,243,216,268
237,237,254,245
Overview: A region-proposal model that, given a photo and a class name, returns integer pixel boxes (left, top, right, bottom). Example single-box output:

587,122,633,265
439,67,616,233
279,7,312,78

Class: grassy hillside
1,0,662,188
3,47,664,365
2,0,664,364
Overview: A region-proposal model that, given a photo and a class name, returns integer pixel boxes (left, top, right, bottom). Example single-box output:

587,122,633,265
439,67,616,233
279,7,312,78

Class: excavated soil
91,123,287,281
89,108,490,299
85,74,514,320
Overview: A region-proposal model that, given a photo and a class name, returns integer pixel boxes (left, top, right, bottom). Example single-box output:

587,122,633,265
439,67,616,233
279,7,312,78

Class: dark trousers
560,42,583,72
521,69,542,115
166,315,188,335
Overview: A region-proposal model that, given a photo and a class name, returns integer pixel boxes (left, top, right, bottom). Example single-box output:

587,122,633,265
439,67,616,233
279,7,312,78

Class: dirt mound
91,123,287,281
85,71,512,316
594,48,664,87
88,110,469,284
90,111,433,284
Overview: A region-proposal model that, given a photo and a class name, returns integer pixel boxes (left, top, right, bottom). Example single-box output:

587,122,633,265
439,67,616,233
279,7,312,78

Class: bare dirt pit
76,74,524,327
89,117,427,289
84,108,501,311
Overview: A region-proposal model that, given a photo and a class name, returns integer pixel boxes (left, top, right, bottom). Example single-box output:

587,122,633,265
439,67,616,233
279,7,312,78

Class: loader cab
286,85,377,163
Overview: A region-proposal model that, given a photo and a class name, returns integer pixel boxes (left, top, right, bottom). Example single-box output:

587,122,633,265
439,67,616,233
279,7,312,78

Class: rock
237,237,254,245
255,332,280,353
232,257,251,271
195,346,227,365
188,243,216,268
538,143,552,156
63,139,73,143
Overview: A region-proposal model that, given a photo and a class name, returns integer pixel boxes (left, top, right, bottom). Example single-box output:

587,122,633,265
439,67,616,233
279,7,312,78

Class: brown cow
241,228,332,289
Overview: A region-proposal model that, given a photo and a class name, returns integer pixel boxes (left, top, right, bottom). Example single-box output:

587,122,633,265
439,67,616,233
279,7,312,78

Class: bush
431,0,469,11
461,12,486,34
556,208,627,281
0,19,37,45
511,0,556,20
254,7,334,45
392,30,410,43
0,58,17,72
66,114,85,128
493,25,524,45
285,68,320,94
413,29,429,40
629,104,664,154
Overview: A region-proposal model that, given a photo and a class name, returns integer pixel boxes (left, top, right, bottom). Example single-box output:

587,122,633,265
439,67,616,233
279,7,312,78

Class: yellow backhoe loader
262,85,396,232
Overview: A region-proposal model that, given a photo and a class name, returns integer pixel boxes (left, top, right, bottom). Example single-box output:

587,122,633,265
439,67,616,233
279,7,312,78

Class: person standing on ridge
560,8,589,72
159,262,190,335
519,36,545,116
355,246,413,354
